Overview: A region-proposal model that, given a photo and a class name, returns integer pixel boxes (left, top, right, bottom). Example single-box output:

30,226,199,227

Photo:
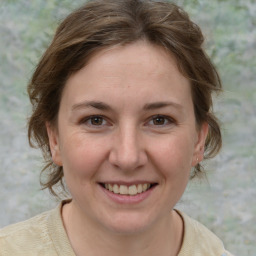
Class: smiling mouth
100,183,157,196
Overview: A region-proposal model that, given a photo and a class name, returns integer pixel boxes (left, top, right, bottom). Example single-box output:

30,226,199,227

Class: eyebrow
72,101,112,111
143,101,183,111
71,100,183,112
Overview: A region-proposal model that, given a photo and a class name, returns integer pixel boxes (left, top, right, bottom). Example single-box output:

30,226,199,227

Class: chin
101,211,156,235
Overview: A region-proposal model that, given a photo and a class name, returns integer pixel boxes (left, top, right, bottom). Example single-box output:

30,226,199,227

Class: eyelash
80,115,109,127
147,115,176,127
79,115,176,128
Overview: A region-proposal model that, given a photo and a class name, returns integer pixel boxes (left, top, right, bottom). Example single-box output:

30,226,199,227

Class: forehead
62,41,192,109
84,42,181,80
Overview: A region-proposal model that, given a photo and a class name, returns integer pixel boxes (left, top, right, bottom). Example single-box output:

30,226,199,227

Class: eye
147,115,175,127
81,115,108,127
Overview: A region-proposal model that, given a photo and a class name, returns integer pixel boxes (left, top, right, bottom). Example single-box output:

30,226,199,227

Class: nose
108,125,148,172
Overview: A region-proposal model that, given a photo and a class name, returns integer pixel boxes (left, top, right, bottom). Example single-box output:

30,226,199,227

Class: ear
192,122,209,167
46,122,63,166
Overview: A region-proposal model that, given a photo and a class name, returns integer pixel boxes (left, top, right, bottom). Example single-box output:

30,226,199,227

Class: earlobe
46,122,63,166
192,122,209,166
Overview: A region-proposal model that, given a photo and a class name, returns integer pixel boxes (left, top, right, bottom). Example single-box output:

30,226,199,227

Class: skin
47,41,208,256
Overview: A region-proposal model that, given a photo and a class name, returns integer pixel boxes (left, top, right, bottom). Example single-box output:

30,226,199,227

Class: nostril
108,133,148,170
109,150,148,171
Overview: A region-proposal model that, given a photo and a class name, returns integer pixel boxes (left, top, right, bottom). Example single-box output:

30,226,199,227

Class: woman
0,0,233,255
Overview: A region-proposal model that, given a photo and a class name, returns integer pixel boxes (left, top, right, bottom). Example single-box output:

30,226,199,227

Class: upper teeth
104,183,151,196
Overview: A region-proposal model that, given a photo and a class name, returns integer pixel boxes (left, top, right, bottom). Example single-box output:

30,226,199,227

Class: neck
62,201,183,256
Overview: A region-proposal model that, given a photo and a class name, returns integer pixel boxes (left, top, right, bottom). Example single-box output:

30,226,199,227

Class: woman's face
47,41,208,234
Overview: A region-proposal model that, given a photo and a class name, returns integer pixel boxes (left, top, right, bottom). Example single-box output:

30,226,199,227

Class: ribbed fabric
0,201,233,256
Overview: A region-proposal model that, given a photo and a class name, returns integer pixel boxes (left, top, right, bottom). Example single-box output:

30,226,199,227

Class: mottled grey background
0,0,255,255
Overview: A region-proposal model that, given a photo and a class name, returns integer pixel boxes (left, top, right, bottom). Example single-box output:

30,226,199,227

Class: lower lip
99,185,156,204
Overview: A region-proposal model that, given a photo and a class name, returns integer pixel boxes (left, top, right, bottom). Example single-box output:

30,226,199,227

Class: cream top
0,201,233,256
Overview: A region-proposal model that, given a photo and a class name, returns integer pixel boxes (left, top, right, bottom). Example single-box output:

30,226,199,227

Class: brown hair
28,0,222,197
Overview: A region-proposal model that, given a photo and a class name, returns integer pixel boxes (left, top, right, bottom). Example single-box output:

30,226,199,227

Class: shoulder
0,208,58,256
177,211,234,256
0,209,50,235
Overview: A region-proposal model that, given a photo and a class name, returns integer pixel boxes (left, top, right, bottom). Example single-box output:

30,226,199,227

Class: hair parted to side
28,0,222,197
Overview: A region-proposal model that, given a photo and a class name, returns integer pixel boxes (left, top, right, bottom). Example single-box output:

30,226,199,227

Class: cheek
60,135,109,181
149,134,195,177
148,136,193,206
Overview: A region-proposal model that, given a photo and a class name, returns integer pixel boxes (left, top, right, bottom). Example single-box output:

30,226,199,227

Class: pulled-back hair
28,0,222,197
